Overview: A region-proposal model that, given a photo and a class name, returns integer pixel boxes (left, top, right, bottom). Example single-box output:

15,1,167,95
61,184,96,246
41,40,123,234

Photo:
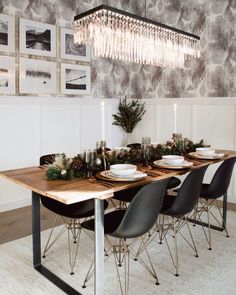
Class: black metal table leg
222,192,227,230
32,192,82,295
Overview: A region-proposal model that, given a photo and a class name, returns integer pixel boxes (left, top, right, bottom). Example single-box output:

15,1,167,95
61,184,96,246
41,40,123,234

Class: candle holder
84,149,92,178
142,137,151,167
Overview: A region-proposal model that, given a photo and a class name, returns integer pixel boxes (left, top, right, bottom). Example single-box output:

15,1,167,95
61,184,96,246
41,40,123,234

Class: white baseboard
0,198,31,213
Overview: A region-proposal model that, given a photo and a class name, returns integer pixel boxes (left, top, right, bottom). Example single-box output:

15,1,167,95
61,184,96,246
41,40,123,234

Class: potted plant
112,98,146,146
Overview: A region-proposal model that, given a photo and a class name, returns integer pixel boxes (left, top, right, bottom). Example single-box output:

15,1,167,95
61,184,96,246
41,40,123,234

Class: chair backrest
127,143,141,149
164,165,208,216
204,157,236,199
111,178,170,239
40,154,56,165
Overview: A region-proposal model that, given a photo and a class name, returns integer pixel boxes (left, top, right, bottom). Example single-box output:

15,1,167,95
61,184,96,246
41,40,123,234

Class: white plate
153,160,193,169
100,170,147,181
188,152,225,160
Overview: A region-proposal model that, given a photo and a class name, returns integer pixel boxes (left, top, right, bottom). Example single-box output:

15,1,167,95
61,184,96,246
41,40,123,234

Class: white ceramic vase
122,132,136,146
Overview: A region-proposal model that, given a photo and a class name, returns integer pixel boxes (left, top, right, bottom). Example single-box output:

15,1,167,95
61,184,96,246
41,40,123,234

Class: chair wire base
134,215,198,277
192,198,229,250
82,235,159,295
42,216,93,275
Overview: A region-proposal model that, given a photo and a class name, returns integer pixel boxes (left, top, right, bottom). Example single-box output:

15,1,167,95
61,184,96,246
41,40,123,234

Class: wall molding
0,96,236,105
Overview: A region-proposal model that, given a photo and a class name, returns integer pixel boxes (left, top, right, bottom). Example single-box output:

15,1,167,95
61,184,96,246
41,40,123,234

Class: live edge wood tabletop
0,149,235,206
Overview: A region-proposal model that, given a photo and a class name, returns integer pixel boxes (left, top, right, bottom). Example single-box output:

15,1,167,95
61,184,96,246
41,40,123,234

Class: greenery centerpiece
44,138,206,180
112,98,146,145
46,153,85,180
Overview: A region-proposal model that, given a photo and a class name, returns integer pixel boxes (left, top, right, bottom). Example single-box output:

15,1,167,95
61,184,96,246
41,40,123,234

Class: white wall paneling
0,97,236,211
40,104,80,155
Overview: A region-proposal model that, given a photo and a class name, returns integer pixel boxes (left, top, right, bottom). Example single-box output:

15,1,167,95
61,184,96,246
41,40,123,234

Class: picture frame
19,57,57,94
0,56,15,94
0,14,15,52
60,28,90,62
61,63,91,95
19,18,56,57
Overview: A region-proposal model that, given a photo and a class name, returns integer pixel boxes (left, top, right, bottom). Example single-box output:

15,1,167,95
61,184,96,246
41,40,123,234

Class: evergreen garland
44,139,206,180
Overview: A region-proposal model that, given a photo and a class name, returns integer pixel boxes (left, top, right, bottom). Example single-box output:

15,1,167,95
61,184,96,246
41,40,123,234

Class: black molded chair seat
39,153,110,275
160,166,208,217
194,157,236,250
82,209,126,234
81,179,170,291
127,143,141,149
158,166,208,276
113,177,181,203
113,177,180,204
82,179,170,239
41,197,108,219
113,186,143,202
160,195,176,214
167,177,181,189
200,157,236,200
200,183,211,199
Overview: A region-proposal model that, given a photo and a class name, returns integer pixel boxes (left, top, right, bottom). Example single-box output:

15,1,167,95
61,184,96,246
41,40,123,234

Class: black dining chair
127,143,142,149
81,178,170,294
194,157,236,250
158,165,208,276
111,143,180,207
112,177,181,209
40,154,109,275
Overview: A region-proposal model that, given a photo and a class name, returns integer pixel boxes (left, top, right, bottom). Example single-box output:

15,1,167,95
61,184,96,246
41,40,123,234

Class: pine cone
70,158,83,170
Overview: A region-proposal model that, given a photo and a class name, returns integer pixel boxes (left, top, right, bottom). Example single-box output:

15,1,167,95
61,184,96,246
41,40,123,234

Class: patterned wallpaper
0,0,235,98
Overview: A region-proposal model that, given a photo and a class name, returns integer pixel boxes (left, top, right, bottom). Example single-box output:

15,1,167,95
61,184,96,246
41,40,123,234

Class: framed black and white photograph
19,57,57,94
60,28,90,62
61,63,91,95
0,14,15,52
19,19,56,57
0,56,15,94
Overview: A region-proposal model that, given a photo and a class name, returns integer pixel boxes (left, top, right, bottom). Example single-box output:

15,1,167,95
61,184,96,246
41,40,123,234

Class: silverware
143,170,160,177
88,178,115,188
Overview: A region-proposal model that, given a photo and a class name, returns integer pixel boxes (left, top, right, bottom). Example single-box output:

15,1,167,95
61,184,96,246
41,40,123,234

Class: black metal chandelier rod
74,5,200,41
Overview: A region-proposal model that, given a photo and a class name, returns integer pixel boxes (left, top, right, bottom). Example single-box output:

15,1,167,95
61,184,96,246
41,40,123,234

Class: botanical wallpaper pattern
0,0,235,98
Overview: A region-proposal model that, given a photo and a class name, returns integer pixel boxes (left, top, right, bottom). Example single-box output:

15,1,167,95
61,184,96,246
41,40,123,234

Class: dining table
0,149,235,295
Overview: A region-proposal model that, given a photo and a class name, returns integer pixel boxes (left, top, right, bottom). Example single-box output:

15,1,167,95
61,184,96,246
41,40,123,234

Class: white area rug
1,210,236,295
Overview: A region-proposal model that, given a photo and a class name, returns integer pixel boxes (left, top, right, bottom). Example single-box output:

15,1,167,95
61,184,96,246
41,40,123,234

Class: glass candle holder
142,137,151,166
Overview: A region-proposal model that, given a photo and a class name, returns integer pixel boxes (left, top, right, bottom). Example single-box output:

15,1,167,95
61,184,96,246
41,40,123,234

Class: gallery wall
0,0,235,99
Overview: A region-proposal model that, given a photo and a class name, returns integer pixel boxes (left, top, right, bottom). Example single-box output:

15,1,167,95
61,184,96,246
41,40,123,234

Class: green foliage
46,167,61,180
45,153,84,181
105,138,206,164
112,98,146,133
45,138,206,180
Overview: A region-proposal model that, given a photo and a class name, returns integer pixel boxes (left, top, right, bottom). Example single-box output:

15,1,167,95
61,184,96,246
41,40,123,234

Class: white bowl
195,147,215,156
110,164,137,176
162,155,184,166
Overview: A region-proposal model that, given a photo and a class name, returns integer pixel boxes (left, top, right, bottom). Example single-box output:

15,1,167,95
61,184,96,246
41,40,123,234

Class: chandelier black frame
74,5,200,68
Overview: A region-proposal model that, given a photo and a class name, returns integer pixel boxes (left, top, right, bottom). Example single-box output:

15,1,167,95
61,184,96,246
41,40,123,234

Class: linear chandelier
74,5,200,68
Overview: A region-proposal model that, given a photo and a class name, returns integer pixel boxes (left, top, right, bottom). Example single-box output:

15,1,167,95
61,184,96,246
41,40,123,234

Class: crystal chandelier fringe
74,7,200,68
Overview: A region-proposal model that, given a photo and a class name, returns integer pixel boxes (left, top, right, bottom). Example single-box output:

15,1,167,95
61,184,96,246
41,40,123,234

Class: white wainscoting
0,97,236,212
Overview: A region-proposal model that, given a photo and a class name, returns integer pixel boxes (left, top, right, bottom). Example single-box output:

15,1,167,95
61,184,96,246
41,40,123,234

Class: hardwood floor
0,205,60,245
